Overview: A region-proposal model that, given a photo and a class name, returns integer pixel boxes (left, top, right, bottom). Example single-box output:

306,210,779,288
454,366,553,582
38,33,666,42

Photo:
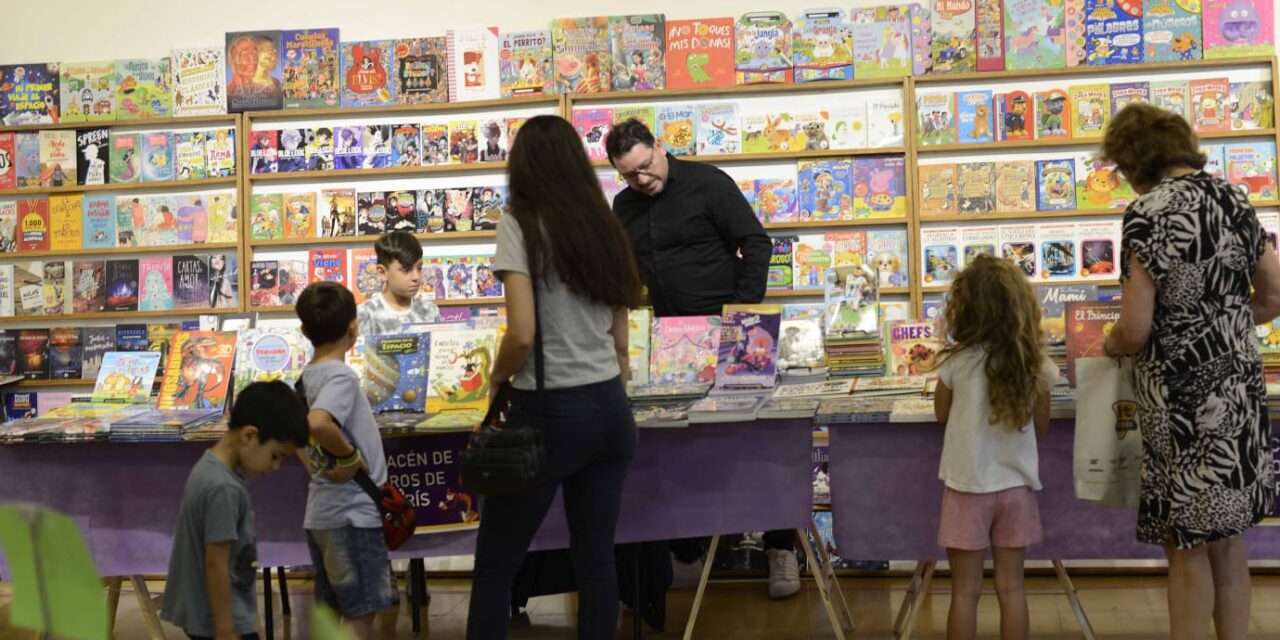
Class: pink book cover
572,108,613,161
976,0,1006,70
649,315,722,385
1065,0,1087,66
1203,0,1274,58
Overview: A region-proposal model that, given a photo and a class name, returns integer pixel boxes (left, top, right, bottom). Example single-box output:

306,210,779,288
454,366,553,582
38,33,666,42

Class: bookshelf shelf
0,113,240,134
567,78,906,104
592,147,907,170
767,287,910,298
919,209,1122,223
249,297,504,313
922,278,1119,293
0,242,240,261
242,96,560,121
910,55,1276,85
917,128,1276,154
765,218,909,230
15,379,95,388
0,176,238,198
0,307,240,325
250,231,497,249
247,162,508,182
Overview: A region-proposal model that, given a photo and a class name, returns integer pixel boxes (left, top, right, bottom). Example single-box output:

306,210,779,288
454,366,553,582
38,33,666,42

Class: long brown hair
939,256,1047,429
506,115,643,309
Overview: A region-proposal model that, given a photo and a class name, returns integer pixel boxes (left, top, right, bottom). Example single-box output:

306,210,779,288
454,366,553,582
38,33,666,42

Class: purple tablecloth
0,419,812,577
829,420,1280,560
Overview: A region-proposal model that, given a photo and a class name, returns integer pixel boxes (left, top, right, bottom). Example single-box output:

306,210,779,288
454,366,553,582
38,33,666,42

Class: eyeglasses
616,147,660,181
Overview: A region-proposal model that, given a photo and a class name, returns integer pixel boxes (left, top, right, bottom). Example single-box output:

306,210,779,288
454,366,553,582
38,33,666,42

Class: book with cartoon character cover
610,14,666,91
340,40,397,108
1144,0,1201,61
499,31,551,98
736,11,794,84
157,331,238,410
426,328,497,414
713,304,782,392
665,17,736,90
793,8,854,82
650,316,721,385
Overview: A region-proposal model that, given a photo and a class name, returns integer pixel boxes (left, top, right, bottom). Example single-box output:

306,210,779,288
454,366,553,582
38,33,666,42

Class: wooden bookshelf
0,307,240,325
250,231,497,249
566,77,906,104
241,96,560,121
15,379,95,388
591,147,908,170
249,296,504,313
922,278,1120,293
767,287,910,298
916,128,1276,154
910,55,1276,85
0,242,240,261
765,218,910,231
919,208,1122,223
0,176,238,198
247,162,508,182
0,113,240,134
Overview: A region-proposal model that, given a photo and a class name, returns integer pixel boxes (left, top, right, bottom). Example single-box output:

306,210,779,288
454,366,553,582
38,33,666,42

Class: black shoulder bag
460,287,547,496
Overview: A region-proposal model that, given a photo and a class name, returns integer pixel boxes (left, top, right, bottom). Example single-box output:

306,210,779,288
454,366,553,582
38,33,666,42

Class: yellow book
426,328,498,414
1069,83,1111,140
48,194,83,252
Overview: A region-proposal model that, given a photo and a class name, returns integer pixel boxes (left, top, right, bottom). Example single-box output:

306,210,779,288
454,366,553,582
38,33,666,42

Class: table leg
129,576,166,640
409,558,426,635
632,546,643,640
892,562,925,636
681,534,720,640
804,524,856,632
277,567,291,618
897,561,935,640
1053,560,1096,640
798,530,848,640
262,568,273,640
105,576,123,638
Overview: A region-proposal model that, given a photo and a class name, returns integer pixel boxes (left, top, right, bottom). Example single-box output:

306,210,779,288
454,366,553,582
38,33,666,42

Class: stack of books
852,376,929,398
823,265,884,379
816,397,895,424
688,394,769,424
109,408,224,443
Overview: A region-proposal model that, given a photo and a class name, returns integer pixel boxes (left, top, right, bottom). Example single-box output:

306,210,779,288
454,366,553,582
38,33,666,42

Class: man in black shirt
606,119,800,600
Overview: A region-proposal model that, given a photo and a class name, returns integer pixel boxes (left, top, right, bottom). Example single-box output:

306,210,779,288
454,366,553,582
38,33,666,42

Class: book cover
792,235,834,290
441,256,476,299
447,120,479,164
173,131,207,180
225,31,284,112
1144,0,1202,61
977,0,1007,70
249,260,279,307
390,123,422,167
1191,77,1231,132
957,161,996,213
1038,284,1098,347
1075,156,1137,208
475,119,507,162
331,126,363,170
420,256,446,299
14,261,43,316
81,326,115,380
250,193,283,241
851,6,912,79
551,17,613,94
911,2,936,75
0,133,13,190
137,256,174,311
471,187,506,231
0,63,59,126
714,304,782,390
417,189,447,233
49,325,83,378
349,247,381,306
956,90,995,144
231,327,313,396
137,195,176,247
41,260,69,315
249,129,279,174
303,127,333,171
74,127,109,186
341,40,397,108
827,231,869,268
1078,219,1121,278
318,188,357,237
446,27,502,102
115,324,149,352
826,103,868,150
357,191,388,236
15,133,39,188
93,352,161,401
1203,0,1273,58
853,156,907,219
281,192,316,240
738,180,758,220
1111,81,1151,114
1070,83,1111,138
105,259,139,311
205,128,237,176
627,308,653,385
1226,142,1278,202
71,260,105,313
996,91,1034,141
887,321,944,377
156,331,238,410
868,228,910,288
273,252,306,307
17,329,50,380
916,92,957,146
140,132,173,182
60,60,116,123
696,103,740,155
656,105,696,156
961,224,1000,266
736,11,794,84
172,47,227,116
0,201,15,253
206,191,238,244
1004,0,1067,68
38,130,76,187
793,8,855,82
48,194,82,252
1150,79,1190,118
868,96,907,148
17,199,49,252
309,249,347,286
650,316,721,384
282,28,340,109
273,128,306,173
1204,142,1228,178
174,195,207,245
1084,0,1144,64
798,160,852,221
1230,81,1274,130
421,123,450,165
443,188,476,233
931,0,978,72
364,333,430,413
499,31,552,98
752,178,796,223
113,58,172,119
147,323,179,380
994,161,1035,211
1064,300,1121,385
1038,222,1079,279
1036,158,1078,210
1001,223,1039,277
921,226,961,284
362,125,392,169
665,18,737,90
610,14,666,91
917,164,957,215
769,236,797,290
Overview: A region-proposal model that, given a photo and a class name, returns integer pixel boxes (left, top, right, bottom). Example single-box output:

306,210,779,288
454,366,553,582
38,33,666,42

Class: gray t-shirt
301,360,388,530
357,291,442,336
493,216,621,390
161,451,257,637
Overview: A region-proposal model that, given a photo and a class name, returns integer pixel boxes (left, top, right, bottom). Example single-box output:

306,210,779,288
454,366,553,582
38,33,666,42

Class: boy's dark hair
296,281,357,346
229,381,310,447
374,230,424,270
604,118,656,164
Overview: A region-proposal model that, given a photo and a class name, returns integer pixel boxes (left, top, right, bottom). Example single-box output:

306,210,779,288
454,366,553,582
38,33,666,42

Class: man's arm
203,542,236,640
709,173,771,303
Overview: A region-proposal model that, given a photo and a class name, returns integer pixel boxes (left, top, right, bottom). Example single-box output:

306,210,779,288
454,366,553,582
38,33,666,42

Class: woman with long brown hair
466,114,643,640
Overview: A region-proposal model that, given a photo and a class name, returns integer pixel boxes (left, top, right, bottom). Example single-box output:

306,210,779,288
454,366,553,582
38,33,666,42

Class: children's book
769,236,796,290
17,199,49,252
1203,0,1274,58
793,235,834,290
419,123,449,166
572,109,613,161
1003,0,1066,68
1063,300,1122,385
0,63,59,126
363,333,430,413
72,127,109,186
249,130,279,174
976,0,1007,70
713,305,782,392
173,131,207,180
206,191,238,244
348,247,381,306
318,188,357,237
105,259,138,312
665,18,737,90
1075,156,1137,208
931,0,978,72
552,17,613,94
851,6,912,79
696,103,740,155
231,327,313,396
853,156,907,219
303,127,333,171
137,256,174,311
867,96,906,148
1000,223,1039,277
827,231,869,268
917,164,958,215
250,193,283,241
447,27,502,102
41,260,69,315
38,130,75,187
610,14,666,91
281,192,315,240
205,128,237,176
1111,82,1150,115
736,11,794,84
140,132,173,182
868,228,910,288
0,202,14,253
994,161,1035,211
956,90,995,144
656,105,697,156
996,91,1034,141
273,252,305,307
1144,0,1202,61
1230,81,1274,130
1203,142,1228,178
426,328,497,413
416,189,447,233
15,133,39,188
309,249,347,286
1038,284,1099,347
499,31,552,98
114,195,140,247
1084,0,1144,65
249,260,279,307
274,128,306,173
921,226,961,285
1191,77,1231,132
650,316,721,384
72,260,106,313
911,2,936,75
156,332,238,410
1150,79,1190,118
1070,84,1111,138
793,8,855,82
113,58,172,119
624,308,654,385
341,40,397,107
956,162,996,213
1036,158,1077,211
472,187,507,231
60,60,116,123
91,352,162,402
14,261,44,316
1077,220,1121,278
48,194,82,252
390,123,422,167
447,120,479,164
1226,142,1278,202
171,47,226,116
225,31,283,112
916,92,957,146
0,133,13,190
961,224,1000,267
176,196,210,245
798,160,852,221
1038,222,1079,280
357,191,388,236
825,103,868,150
282,28,340,109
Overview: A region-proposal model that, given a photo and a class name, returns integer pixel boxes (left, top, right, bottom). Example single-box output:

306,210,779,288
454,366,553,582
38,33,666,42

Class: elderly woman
1103,102,1280,639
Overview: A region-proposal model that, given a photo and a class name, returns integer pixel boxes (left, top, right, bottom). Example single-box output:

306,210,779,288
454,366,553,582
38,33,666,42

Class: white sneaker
670,552,706,590
767,549,801,599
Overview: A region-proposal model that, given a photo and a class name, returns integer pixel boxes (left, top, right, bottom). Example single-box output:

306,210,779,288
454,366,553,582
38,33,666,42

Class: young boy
161,381,310,640
357,230,442,336
296,281,397,639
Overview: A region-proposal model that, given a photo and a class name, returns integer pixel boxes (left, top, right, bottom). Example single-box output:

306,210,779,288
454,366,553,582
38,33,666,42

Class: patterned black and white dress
1122,171,1276,549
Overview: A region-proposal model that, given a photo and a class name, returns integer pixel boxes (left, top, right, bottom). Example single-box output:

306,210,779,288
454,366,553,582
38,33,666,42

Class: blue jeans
305,526,397,618
466,377,637,640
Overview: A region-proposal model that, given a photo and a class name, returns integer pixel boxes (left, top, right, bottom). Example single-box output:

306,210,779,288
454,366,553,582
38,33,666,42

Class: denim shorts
305,526,398,618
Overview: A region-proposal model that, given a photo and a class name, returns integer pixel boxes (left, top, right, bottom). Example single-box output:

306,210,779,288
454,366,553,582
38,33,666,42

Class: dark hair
295,281,357,346
229,380,310,447
605,118,656,164
1101,103,1207,191
508,115,643,308
374,230,423,270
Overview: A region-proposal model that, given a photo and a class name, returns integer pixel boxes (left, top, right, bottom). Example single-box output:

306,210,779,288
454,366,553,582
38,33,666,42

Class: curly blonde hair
939,256,1047,429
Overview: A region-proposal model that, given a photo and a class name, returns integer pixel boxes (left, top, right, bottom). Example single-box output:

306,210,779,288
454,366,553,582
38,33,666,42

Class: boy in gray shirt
161,382,309,640
356,230,441,336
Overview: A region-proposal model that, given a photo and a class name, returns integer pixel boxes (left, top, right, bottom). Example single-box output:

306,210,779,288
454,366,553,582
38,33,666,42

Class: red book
1190,77,1231,134
17,199,50,252
975,0,1004,71
308,248,348,286
0,133,14,190
1064,300,1121,387
664,18,736,90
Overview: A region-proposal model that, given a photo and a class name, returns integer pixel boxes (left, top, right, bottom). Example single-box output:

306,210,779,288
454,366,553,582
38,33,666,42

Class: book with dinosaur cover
426,328,497,414
156,331,238,410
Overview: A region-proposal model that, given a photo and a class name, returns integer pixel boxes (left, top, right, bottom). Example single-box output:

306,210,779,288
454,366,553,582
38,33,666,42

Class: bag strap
295,376,383,506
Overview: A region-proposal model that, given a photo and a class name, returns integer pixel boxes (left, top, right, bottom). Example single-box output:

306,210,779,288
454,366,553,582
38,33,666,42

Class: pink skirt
937,485,1043,551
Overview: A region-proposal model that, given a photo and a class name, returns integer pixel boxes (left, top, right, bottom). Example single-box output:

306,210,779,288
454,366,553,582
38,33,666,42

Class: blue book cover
82,195,116,249
1202,142,1227,178
141,132,173,182
714,304,782,391
1084,0,1144,64
391,123,422,166
955,90,994,144
275,128,307,173
363,125,392,169
3,392,36,421
1035,159,1077,211
115,324,149,351
797,160,853,221
364,332,429,413
334,126,364,170
1143,0,1201,61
